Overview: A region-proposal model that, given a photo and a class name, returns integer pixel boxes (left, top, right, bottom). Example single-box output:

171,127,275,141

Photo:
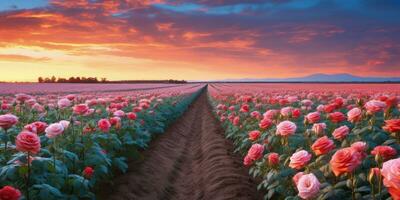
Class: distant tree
57,78,67,83
50,76,56,83
38,77,44,83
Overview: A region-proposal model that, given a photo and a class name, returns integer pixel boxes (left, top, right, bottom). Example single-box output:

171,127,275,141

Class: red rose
330,147,361,176
127,112,137,120
233,116,240,126
328,112,346,123
371,146,397,161
383,119,400,133
0,186,21,200
324,104,336,113
15,131,41,154
239,104,249,113
98,119,111,132
73,104,89,115
109,117,121,129
368,167,381,183
311,136,335,156
243,155,253,166
259,118,272,129
268,153,279,166
83,166,94,179
32,121,48,134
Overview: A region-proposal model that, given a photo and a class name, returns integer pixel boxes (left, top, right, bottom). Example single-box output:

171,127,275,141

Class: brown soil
99,90,262,200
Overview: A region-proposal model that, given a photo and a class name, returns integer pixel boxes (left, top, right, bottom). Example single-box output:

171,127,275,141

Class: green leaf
113,157,128,173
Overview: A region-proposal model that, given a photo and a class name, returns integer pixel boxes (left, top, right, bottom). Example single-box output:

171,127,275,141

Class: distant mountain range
214,73,400,83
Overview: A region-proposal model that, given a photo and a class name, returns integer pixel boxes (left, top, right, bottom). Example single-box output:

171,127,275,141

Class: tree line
38,76,107,83
37,76,187,84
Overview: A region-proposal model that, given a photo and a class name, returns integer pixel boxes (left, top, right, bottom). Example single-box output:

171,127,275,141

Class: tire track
101,90,261,200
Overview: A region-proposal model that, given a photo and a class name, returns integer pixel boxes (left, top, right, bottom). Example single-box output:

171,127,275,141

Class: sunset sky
0,0,399,81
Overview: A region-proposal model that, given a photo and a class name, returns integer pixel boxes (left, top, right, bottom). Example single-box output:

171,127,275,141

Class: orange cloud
0,0,399,81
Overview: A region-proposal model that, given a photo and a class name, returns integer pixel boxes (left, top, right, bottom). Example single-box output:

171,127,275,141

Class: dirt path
101,90,262,200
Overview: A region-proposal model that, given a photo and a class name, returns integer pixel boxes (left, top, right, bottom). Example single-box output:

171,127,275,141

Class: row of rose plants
208,84,400,200
0,84,204,200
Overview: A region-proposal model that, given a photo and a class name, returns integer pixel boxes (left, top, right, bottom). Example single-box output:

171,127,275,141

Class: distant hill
216,73,400,83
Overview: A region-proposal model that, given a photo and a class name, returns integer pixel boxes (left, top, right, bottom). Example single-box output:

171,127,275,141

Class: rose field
208,83,400,200
0,83,400,200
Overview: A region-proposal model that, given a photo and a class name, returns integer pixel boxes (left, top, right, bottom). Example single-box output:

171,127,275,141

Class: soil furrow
102,90,261,200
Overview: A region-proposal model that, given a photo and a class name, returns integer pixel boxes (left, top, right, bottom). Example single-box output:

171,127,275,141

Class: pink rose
113,110,125,118
16,131,41,154
289,150,312,170
45,123,64,139
247,144,264,161
312,123,326,136
15,93,31,102
66,94,75,101
365,100,386,114
306,112,320,124
248,130,261,141
276,121,297,136
280,107,293,117
250,111,261,119
332,125,350,140
0,114,18,130
24,124,37,134
347,107,362,123
297,173,321,199
351,141,367,153
57,98,71,109
293,172,305,185
59,120,70,129
381,158,400,200
263,109,278,119
316,105,325,112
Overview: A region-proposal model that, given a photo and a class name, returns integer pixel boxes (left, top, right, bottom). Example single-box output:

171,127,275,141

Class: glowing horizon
0,0,399,82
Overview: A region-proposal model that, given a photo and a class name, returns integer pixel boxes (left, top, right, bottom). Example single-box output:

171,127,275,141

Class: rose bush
0,84,205,199
209,83,400,200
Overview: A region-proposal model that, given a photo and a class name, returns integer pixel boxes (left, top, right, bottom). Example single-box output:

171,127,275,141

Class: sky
0,0,399,81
